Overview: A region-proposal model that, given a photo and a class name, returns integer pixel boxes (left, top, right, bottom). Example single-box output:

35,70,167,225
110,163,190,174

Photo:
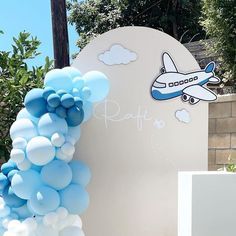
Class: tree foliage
200,0,236,84
67,0,204,50
0,32,53,161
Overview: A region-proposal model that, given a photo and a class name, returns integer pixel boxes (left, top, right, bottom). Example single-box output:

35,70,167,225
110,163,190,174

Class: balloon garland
0,67,110,236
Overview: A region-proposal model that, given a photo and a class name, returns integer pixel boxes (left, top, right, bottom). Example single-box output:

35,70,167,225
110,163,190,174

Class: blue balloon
57,89,67,97
41,160,72,190
11,170,43,200
44,69,73,92
38,113,68,138
24,88,47,117
55,106,67,118
3,186,26,208
47,93,61,108
66,107,84,127
79,87,91,100
46,104,55,112
83,71,110,102
0,173,9,191
1,161,17,175
61,94,75,108
43,87,55,99
74,97,83,109
72,76,84,90
59,184,89,214
17,108,39,124
12,204,33,219
29,185,60,215
69,161,91,187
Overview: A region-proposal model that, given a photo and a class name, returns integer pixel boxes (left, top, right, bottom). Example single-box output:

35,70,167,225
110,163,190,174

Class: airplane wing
163,53,178,72
208,76,220,84
183,85,217,101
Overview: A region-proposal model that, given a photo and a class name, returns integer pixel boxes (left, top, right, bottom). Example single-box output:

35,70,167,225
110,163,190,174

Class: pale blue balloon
62,67,82,79
67,125,81,142
11,169,43,200
60,226,84,236
17,108,39,124
38,113,68,138
73,76,84,90
41,160,72,190
3,186,26,208
83,71,110,102
59,184,89,214
29,185,60,215
44,69,73,92
83,101,93,122
69,161,91,187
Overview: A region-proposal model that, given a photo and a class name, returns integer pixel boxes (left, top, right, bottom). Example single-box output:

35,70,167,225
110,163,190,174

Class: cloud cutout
175,109,191,123
98,44,137,65
153,119,166,129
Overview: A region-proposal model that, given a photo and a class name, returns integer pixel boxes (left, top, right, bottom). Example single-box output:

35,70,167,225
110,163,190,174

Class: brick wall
209,94,236,170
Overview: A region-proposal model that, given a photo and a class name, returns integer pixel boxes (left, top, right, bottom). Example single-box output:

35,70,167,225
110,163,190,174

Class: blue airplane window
184,79,188,83
174,82,179,86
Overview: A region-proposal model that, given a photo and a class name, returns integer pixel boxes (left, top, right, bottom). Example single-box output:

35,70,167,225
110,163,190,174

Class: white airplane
151,52,220,105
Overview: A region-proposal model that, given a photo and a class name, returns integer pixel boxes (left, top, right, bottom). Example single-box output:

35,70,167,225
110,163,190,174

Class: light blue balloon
66,107,84,127
0,173,9,191
41,160,72,190
38,113,68,138
11,170,43,200
12,204,33,219
62,67,82,79
59,184,89,214
60,226,84,236
72,76,84,90
3,186,26,208
61,94,75,108
17,108,39,124
67,125,81,142
29,185,60,215
57,89,67,97
1,161,17,175
79,87,91,100
83,101,93,122
47,93,60,108
69,161,91,187
83,71,110,102
7,170,19,182
44,69,73,92
24,88,47,117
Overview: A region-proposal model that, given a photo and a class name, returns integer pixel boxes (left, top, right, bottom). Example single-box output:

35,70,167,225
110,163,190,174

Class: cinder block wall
209,94,236,170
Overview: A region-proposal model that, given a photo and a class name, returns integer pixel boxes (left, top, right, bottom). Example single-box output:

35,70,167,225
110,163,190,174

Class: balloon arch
0,67,109,236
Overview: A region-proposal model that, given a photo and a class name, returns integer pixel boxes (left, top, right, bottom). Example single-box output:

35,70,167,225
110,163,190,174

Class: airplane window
184,79,188,83
179,80,184,85
153,81,166,88
169,83,174,87
189,77,194,82
194,76,198,80
174,82,179,86
160,67,165,74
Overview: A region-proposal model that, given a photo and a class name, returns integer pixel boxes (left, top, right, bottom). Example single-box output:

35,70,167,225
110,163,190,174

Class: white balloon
12,138,27,150
22,218,37,231
61,143,75,156
65,136,76,145
51,133,65,147
59,226,84,236
56,208,68,220
7,220,21,231
43,212,58,226
10,119,38,141
56,149,68,161
35,225,59,236
10,149,25,164
17,159,31,171
0,205,10,218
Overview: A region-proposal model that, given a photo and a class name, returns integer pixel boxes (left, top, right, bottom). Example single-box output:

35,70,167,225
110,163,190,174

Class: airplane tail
205,62,215,73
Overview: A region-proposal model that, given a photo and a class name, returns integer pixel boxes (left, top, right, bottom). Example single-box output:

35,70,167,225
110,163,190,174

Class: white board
72,27,208,236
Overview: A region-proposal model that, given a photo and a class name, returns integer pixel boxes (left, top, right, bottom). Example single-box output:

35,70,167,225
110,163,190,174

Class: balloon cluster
0,67,109,236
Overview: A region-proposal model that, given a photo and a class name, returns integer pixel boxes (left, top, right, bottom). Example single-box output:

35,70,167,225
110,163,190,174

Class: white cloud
98,44,137,65
175,109,191,123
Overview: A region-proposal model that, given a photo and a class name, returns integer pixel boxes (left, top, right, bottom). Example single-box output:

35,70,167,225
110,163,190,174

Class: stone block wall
209,94,236,170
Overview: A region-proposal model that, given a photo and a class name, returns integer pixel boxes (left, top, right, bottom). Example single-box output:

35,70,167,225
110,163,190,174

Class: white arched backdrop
72,27,208,236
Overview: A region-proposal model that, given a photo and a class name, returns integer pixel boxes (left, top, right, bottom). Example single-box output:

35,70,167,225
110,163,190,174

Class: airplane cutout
151,52,220,105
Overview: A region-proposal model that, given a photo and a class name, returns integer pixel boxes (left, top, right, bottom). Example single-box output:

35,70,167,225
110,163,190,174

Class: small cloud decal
175,109,191,123
153,119,166,129
98,44,137,65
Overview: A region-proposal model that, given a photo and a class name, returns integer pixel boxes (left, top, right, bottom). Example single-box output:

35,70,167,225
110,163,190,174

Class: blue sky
0,0,79,66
